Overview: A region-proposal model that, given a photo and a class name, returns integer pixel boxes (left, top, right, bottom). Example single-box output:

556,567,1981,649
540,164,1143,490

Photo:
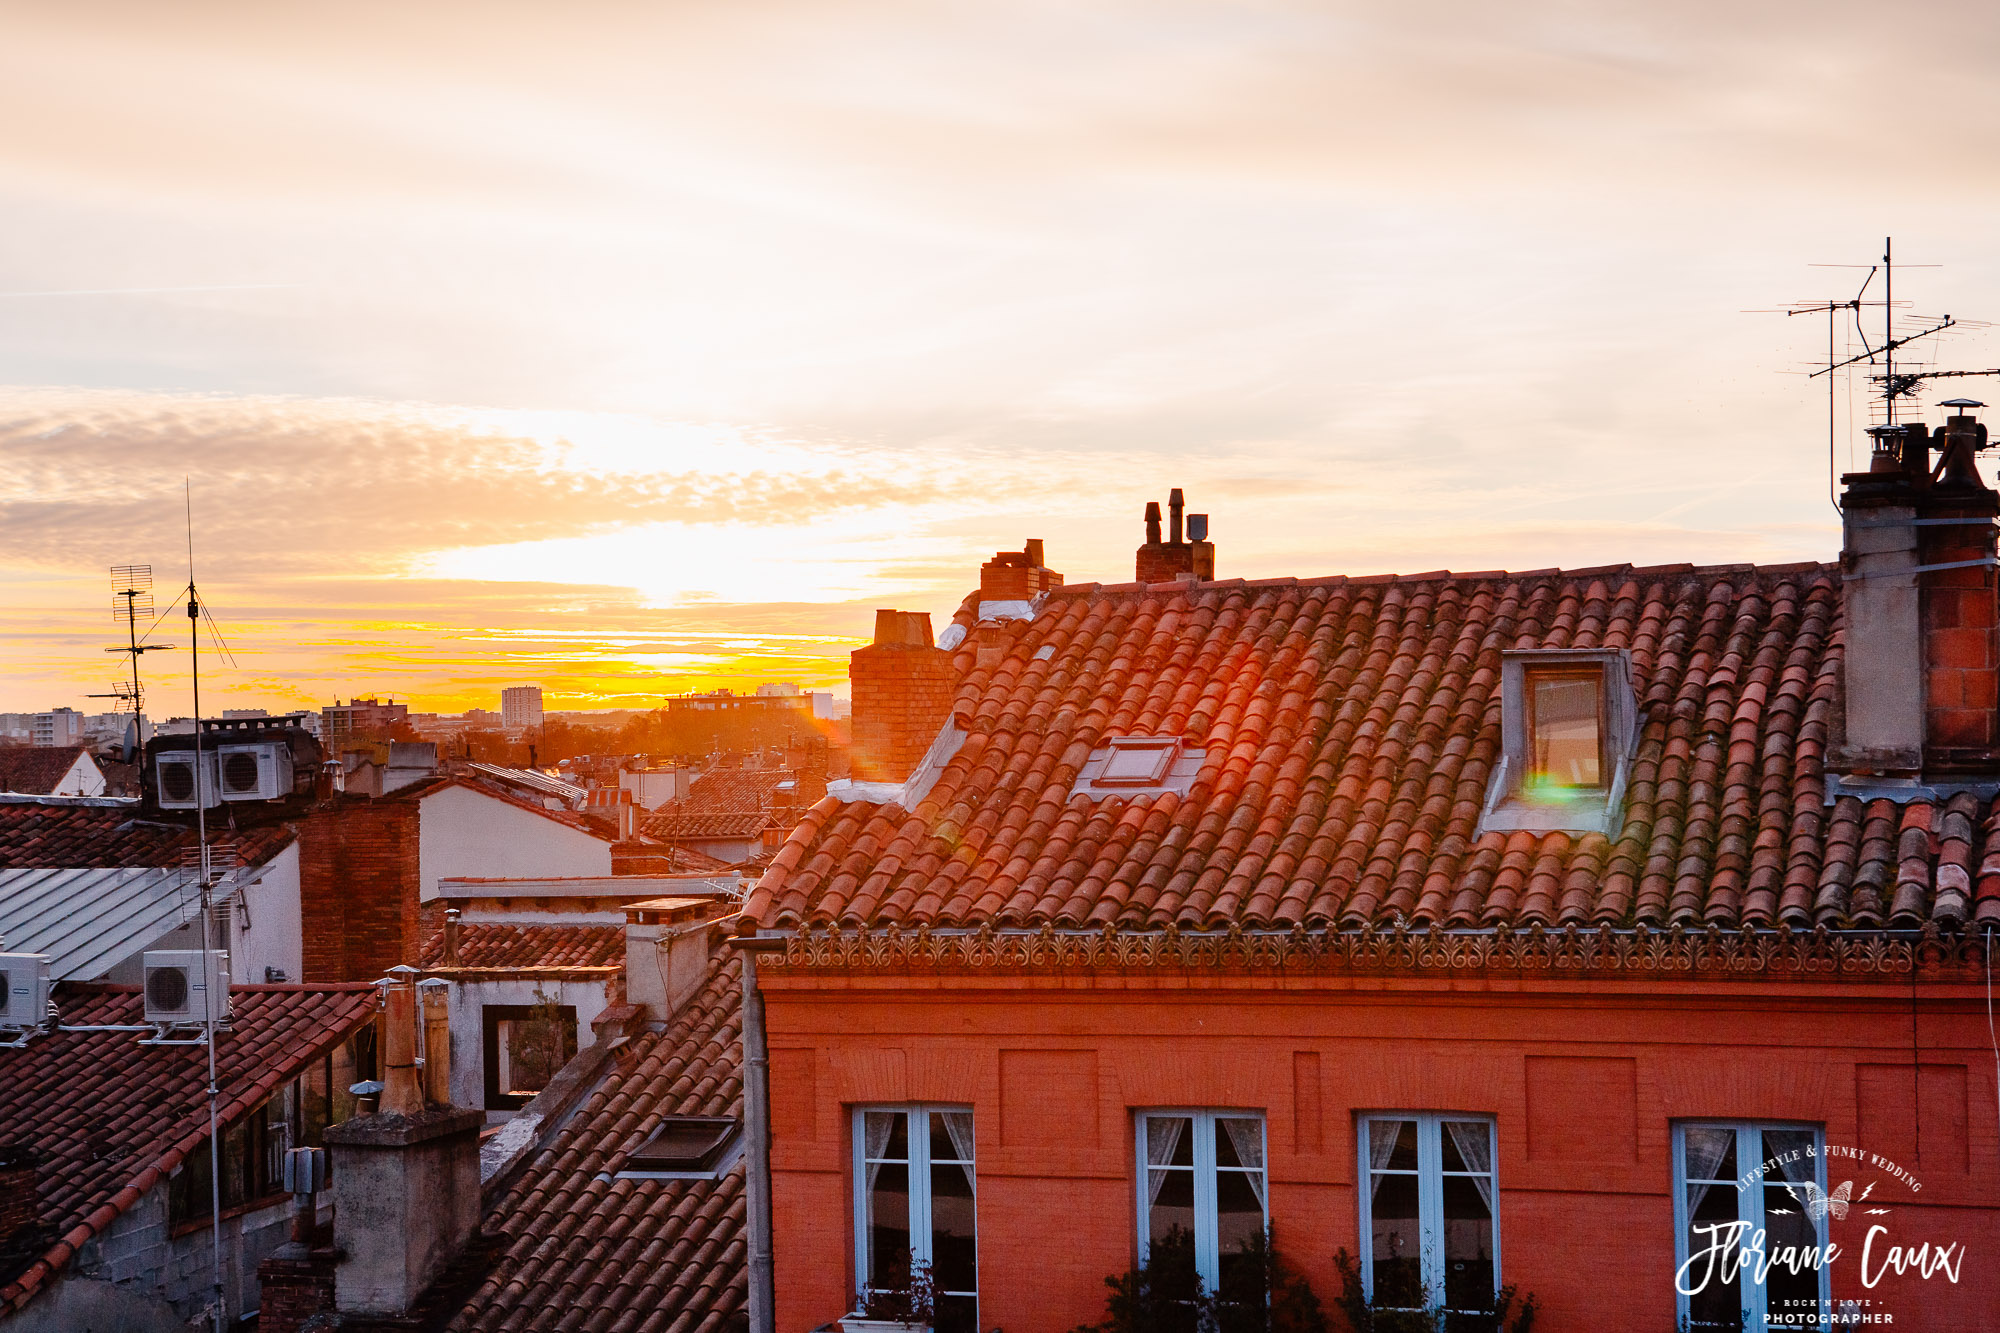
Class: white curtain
1145,1115,1188,1208
864,1110,899,1194
939,1111,977,1201
1367,1120,1406,1200
1682,1126,1735,1223
1444,1121,1495,1212
1220,1118,1267,1208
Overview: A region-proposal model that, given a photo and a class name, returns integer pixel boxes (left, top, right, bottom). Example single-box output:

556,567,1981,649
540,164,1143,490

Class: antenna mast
89,566,174,730
185,484,227,1333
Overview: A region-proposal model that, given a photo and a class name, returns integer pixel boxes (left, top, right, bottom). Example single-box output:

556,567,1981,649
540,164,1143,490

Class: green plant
1328,1251,1536,1333
1071,1227,1327,1333
857,1254,935,1323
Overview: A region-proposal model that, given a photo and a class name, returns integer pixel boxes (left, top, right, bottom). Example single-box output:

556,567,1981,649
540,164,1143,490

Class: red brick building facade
741,442,2000,1332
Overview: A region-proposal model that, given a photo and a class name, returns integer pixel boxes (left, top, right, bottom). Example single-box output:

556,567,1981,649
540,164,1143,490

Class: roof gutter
741,951,776,1333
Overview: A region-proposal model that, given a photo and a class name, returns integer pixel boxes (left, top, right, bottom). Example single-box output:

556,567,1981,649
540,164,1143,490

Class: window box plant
839,1256,935,1333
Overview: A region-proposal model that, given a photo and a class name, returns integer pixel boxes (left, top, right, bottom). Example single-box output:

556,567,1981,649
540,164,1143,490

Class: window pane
1441,1174,1494,1313
865,1109,908,1162
1146,1155,1200,1301
1762,1180,1822,1327
1684,1180,1744,1332
1529,673,1602,788
866,1159,912,1289
1215,1169,1265,1295
929,1157,978,1297
1370,1170,1425,1309
1371,1118,1419,1172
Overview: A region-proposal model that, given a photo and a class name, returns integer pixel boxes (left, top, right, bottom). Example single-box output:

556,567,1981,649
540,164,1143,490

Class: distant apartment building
31,707,84,747
501,685,544,731
321,697,409,752
667,685,834,720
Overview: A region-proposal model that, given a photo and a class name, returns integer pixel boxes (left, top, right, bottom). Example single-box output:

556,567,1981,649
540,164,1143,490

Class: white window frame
1133,1109,1268,1295
1356,1113,1501,1315
1672,1122,1831,1333
851,1105,978,1318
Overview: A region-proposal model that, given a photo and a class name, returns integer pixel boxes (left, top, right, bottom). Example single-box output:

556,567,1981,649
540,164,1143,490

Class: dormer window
1482,649,1635,835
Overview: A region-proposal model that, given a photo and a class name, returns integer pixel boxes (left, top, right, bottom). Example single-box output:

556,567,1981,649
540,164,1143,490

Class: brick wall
1135,541,1195,583
1919,494,2000,760
255,1250,336,1333
0,1164,35,1242
298,799,421,982
851,611,955,784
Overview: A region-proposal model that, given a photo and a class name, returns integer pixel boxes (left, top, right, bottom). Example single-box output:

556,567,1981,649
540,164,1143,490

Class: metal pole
742,952,776,1333
188,486,226,1333
1885,236,1894,427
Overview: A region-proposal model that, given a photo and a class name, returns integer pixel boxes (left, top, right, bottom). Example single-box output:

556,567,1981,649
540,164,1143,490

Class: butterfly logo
1787,1180,1854,1222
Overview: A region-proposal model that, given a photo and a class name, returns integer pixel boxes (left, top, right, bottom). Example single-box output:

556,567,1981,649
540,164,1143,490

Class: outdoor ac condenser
142,949,230,1025
155,751,220,809
217,742,293,801
0,953,50,1026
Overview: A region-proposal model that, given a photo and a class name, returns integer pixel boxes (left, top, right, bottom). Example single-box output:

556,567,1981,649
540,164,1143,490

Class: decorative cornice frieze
763,919,1996,982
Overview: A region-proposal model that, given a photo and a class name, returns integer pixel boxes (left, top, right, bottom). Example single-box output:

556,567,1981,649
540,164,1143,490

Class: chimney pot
872,609,933,648
442,908,460,966
1143,501,1162,546
1188,513,1208,542
1024,538,1044,567
1169,488,1184,545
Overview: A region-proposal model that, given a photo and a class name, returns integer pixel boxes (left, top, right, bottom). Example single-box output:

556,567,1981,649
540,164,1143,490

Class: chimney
324,970,482,1320
298,799,421,982
442,907,461,966
419,979,451,1107
0,1145,38,1249
1136,488,1213,583
850,610,955,783
978,539,1064,606
1837,404,2000,775
624,897,723,1020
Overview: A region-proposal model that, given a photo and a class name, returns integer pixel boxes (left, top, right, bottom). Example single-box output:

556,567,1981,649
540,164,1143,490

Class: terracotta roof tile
0,983,379,1315
418,924,625,970
744,562,1982,933
642,767,827,845
446,950,744,1332
0,801,295,870
0,749,92,797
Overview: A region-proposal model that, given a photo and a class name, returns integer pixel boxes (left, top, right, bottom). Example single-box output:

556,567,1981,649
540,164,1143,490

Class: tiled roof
418,923,625,970
0,983,380,1315
0,749,89,797
0,801,295,871
739,562,1991,934
643,767,825,845
446,949,746,1332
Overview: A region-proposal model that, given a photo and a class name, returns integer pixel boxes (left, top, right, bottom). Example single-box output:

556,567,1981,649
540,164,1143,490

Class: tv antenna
88,565,174,722
1767,238,1986,510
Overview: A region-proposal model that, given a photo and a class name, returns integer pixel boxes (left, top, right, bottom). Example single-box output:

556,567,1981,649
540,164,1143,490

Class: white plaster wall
442,976,613,1119
418,784,612,902
228,842,302,985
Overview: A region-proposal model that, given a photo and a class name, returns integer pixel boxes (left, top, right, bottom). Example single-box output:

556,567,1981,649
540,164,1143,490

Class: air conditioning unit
0,954,50,1027
217,742,294,801
143,950,230,1025
155,751,219,809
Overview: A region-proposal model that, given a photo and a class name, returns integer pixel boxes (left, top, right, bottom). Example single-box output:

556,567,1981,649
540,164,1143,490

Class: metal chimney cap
1940,397,1986,409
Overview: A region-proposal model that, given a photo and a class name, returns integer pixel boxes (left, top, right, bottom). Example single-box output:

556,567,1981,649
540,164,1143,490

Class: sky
3,0,1999,716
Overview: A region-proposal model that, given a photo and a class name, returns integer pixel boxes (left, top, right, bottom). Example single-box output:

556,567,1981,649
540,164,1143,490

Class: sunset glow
4,1,1998,716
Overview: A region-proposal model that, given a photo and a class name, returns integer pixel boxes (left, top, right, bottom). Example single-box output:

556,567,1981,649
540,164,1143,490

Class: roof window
1072,736,1205,799
616,1115,743,1180
1480,649,1635,836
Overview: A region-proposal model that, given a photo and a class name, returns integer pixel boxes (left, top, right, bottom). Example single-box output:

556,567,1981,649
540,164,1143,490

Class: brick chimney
851,610,955,783
0,1144,38,1249
979,539,1063,605
1135,488,1216,583
1837,405,2000,775
298,799,421,982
